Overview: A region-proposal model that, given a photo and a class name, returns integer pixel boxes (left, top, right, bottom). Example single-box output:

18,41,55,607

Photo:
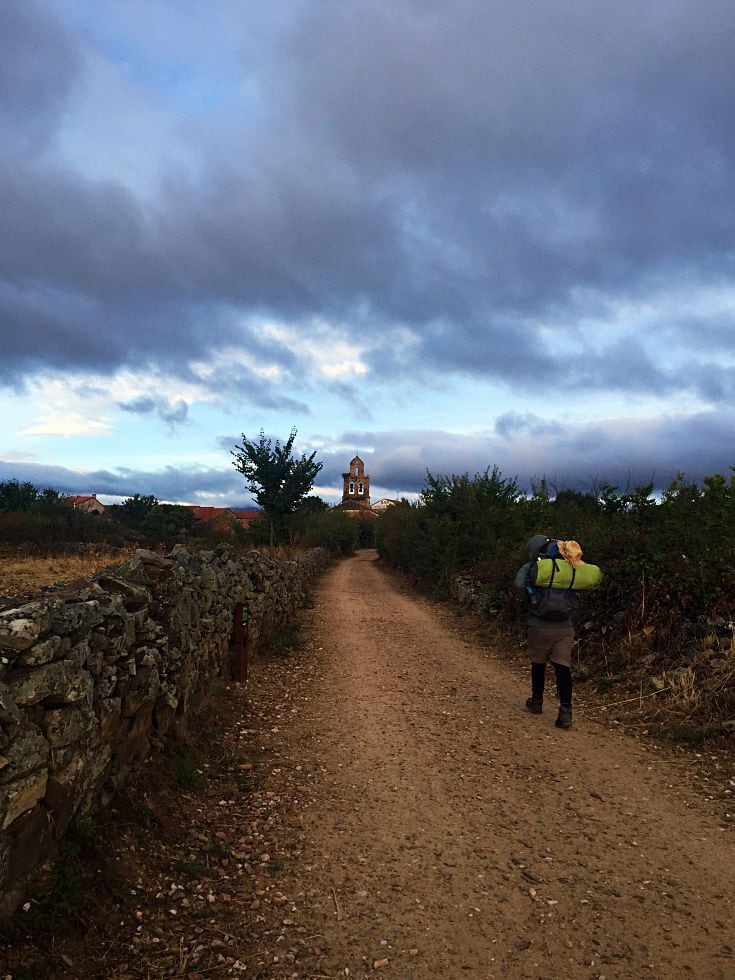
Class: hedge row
375,468,735,669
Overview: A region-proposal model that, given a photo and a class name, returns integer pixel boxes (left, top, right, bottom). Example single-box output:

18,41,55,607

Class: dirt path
246,550,735,978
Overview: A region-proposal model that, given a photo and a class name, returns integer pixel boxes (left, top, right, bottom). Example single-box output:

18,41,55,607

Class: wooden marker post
233,602,249,683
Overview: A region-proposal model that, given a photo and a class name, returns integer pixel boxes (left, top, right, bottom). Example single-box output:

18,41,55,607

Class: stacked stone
0,545,325,915
450,576,499,617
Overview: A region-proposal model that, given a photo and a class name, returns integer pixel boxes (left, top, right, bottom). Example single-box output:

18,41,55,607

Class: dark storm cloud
272,1,735,272
580,340,671,396
2,0,735,406
673,361,735,405
234,0,735,391
494,414,563,440
0,1,82,153
96,464,243,501
119,397,158,415
119,396,188,427
0,158,162,299
0,459,248,506
159,401,187,425
321,413,735,497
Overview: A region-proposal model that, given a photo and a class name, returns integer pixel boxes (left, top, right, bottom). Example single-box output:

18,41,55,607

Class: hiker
514,535,587,729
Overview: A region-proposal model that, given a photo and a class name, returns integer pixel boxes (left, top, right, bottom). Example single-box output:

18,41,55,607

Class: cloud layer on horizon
2,412,731,506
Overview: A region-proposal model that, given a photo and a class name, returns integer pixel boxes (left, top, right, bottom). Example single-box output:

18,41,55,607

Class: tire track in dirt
261,550,735,978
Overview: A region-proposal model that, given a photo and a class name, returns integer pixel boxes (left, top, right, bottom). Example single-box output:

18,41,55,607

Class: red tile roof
187,506,225,521
186,506,261,525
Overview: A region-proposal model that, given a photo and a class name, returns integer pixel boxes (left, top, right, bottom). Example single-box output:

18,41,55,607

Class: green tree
141,504,195,544
0,479,41,512
418,466,525,590
231,429,323,546
114,494,159,526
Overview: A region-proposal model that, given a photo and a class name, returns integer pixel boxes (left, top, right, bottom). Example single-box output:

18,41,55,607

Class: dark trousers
531,661,572,709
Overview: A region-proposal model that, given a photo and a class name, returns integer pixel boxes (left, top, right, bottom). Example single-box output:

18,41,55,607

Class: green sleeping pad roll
532,557,603,591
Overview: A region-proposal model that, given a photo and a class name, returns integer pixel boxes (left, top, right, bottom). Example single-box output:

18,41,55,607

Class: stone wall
450,576,499,618
0,545,325,915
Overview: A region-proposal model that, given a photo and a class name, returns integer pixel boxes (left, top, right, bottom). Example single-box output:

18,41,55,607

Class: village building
186,506,260,533
64,494,106,515
372,497,400,513
231,509,261,530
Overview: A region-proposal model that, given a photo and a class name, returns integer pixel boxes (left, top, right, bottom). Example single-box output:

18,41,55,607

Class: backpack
532,588,575,622
525,552,603,622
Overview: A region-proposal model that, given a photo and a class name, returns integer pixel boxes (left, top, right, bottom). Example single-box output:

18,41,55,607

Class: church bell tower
341,455,371,508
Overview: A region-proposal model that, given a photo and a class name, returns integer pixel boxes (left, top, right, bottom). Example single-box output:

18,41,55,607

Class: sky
1,0,734,508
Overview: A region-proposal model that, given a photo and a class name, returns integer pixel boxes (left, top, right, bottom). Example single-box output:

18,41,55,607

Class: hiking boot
555,706,572,729
525,696,543,715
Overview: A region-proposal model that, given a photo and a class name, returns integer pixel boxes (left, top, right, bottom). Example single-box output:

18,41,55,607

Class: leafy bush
301,509,359,555
140,503,195,544
377,468,527,594
375,500,422,571
356,516,376,547
0,506,128,550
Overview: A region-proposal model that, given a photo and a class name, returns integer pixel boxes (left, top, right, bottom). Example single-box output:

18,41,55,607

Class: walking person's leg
525,628,549,713
550,629,575,729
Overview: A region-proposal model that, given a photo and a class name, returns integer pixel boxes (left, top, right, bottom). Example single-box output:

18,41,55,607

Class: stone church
337,455,398,519
340,454,373,512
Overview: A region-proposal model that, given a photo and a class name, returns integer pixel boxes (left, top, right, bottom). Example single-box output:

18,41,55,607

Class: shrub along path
3,549,734,978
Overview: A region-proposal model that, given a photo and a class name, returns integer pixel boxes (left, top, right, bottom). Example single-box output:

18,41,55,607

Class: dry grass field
0,549,133,601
